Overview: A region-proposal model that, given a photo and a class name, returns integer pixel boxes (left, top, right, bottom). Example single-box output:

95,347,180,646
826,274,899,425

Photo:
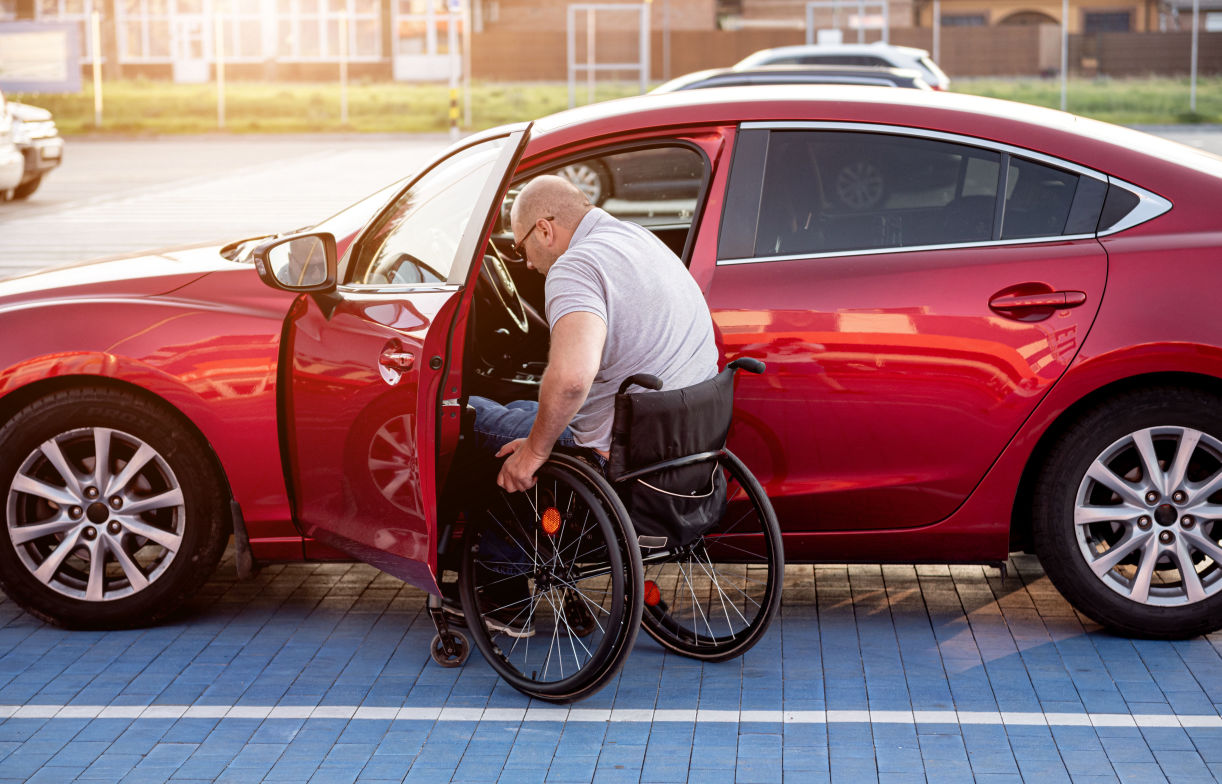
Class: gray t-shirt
544,208,718,451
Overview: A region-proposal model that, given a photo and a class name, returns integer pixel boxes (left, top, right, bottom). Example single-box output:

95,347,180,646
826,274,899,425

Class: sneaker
442,597,535,639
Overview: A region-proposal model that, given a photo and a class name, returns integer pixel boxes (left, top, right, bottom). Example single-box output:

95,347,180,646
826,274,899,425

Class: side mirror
253,233,338,293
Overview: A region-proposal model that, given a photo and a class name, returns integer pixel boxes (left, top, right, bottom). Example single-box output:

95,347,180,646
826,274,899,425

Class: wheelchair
428,358,784,703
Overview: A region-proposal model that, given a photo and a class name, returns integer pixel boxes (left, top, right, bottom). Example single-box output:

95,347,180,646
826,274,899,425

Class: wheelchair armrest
618,373,663,395
728,357,766,375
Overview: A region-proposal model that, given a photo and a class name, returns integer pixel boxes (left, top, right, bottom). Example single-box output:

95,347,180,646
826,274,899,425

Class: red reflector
541,507,562,536
644,580,661,606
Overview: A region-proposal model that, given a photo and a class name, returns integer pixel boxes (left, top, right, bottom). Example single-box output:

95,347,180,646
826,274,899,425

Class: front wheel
0,387,230,629
1032,387,1222,638
459,456,643,702
13,175,42,200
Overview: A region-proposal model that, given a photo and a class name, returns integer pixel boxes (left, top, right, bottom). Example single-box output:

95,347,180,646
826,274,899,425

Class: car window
348,137,509,286
1001,157,1083,239
748,130,1002,257
529,145,706,258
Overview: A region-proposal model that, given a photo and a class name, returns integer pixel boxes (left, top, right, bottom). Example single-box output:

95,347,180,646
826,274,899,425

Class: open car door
263,127,529,594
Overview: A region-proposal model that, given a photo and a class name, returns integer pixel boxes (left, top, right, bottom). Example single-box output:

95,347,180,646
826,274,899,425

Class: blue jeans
467,396,579,457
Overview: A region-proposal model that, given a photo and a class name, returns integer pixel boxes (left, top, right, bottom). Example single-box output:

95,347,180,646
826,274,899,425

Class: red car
1,87,1220,639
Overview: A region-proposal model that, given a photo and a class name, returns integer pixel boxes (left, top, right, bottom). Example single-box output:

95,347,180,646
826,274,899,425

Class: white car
735,43,950,90
7,99,63,200
0,91,25,197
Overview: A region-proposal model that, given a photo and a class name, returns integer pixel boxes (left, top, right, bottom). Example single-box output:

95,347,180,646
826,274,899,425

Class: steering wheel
477,246,530,337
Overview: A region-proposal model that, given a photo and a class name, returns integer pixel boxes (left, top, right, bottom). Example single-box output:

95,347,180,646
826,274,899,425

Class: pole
663,0,670,81
449,8,460,139
1060,0,1068,111
1190,0,1199,113
91,11,103,128
932,0,940,66
567,4,576,108
215,11,226,130
462,0,472,127
639,3,649,94
587,9,596,105
339,13,349,125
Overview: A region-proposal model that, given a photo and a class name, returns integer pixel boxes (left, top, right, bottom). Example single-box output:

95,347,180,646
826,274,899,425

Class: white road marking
0,704,1218,727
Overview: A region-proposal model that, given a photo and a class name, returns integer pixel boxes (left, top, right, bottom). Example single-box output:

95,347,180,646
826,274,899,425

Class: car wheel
0,387,229,629
555,162,609,206
1032,387,1222,638
834,161,885,210
13,176,41,200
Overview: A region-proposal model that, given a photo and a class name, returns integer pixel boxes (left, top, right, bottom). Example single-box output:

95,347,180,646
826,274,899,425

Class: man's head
509,175,593,275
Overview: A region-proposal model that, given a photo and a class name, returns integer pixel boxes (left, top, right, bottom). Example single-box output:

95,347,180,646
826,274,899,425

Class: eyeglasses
511,216,554,262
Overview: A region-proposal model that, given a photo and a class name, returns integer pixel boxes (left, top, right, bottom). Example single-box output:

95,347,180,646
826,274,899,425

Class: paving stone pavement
0,553,1218,783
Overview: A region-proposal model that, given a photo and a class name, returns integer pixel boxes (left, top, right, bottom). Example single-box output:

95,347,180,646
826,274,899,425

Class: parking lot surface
1,129,1221,783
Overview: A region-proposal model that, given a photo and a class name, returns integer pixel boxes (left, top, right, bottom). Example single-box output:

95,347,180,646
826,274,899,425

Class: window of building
34,0,100,62
942,13,987,26
117,0,172,60
279,0,381,60
1083,11,1131,32
213,0,265,60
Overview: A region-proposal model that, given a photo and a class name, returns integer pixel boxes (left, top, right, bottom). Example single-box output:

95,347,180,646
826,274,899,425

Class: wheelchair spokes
459,456,643,702
640,451,783,661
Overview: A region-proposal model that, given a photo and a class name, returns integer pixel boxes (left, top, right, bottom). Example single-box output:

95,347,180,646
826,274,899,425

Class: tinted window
749,131,1000,257
349,137,508,286
1000,158,1080,239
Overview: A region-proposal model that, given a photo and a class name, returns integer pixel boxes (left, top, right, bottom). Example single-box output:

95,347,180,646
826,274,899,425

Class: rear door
282,129,528,592
709,125,1109,531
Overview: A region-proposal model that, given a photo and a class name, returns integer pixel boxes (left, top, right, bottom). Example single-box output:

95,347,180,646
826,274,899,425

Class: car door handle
379,350,415,371
989,290,1087,311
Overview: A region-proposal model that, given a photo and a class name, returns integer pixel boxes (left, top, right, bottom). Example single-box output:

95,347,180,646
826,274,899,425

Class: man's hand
496,438,550,492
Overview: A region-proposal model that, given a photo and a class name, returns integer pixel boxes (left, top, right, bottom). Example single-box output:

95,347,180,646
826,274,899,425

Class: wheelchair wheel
640,449,783,661
459,455,643,702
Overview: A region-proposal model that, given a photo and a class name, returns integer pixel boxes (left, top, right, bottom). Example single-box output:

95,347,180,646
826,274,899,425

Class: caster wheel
430,631,470,668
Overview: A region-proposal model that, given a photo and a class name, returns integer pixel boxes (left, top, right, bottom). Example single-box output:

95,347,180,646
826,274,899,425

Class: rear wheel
459,455,642,702
1033,387,1222,638
640,450,783,660
0,387,230,629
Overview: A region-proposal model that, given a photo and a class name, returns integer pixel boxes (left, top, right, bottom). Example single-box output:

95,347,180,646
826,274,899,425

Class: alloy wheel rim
1074,425,1222,607
6,427,185,602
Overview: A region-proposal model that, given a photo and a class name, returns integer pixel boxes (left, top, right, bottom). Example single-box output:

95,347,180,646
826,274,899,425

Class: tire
459,455,643,702
640,449,784,660
1032,386,1222,638
13,176,41,201
0,387,230,629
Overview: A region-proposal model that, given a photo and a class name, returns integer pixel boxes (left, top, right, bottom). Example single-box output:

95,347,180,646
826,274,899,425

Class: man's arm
496,310,606,492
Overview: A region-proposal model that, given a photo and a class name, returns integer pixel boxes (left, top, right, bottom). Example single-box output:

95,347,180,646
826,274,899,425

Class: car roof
524,85,1222,181
739,42,932,61
651,64,929,93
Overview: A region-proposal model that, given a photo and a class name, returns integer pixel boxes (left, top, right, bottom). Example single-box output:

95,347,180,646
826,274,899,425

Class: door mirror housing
253,232,338,293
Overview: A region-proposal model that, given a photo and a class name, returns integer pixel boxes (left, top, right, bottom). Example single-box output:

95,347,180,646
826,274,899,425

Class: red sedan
1,86,1220,639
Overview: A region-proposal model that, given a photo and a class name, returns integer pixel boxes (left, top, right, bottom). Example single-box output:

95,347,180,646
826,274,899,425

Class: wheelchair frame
427,359,783,703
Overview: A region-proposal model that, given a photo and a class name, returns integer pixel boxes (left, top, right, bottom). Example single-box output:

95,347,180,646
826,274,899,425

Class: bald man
467,174,719,493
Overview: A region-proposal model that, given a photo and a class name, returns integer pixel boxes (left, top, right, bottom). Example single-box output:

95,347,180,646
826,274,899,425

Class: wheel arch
0,374,237,534
1009,370,1222,553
